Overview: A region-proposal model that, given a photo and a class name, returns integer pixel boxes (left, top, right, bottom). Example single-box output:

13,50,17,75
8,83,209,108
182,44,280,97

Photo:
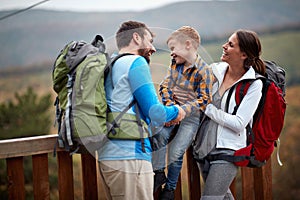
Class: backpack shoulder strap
235,80,252,106
110,53,134,66
105,53,134,88
225,79,253,114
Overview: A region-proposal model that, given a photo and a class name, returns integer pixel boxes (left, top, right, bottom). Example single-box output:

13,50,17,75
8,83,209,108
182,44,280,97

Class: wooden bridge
0,134,273,199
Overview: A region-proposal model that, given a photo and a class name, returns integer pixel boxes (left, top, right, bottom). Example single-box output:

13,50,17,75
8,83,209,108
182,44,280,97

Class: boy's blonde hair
167,26,201,49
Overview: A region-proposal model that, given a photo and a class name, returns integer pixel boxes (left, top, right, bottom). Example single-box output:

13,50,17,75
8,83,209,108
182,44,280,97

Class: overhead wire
0,0,50,21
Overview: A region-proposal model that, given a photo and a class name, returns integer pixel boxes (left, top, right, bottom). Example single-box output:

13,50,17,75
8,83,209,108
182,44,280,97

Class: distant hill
0,0,299,68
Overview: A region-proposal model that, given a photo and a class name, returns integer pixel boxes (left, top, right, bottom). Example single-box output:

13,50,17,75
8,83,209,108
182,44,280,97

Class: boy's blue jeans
152,113,201,190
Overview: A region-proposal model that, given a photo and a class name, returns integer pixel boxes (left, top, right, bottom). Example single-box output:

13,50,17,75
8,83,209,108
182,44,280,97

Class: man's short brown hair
116,21,154,49
167,26,201,49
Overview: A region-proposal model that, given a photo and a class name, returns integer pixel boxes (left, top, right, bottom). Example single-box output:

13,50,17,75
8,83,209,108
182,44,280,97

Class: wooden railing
0,135,273,199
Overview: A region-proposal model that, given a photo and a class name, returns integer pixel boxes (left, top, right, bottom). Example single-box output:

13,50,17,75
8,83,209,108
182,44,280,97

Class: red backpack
221,61,287,167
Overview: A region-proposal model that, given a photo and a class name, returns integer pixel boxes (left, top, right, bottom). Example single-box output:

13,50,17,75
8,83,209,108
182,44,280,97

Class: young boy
152,26,214,199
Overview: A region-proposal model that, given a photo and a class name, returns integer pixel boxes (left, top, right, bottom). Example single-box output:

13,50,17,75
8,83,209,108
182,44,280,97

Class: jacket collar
211,62,256,85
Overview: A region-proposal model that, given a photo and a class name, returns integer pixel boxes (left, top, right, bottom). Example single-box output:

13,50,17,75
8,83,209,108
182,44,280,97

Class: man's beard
138,48,150,64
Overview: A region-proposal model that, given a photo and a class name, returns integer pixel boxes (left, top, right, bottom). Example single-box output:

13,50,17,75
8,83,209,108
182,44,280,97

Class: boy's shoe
159,188,175,200
154,171,166,192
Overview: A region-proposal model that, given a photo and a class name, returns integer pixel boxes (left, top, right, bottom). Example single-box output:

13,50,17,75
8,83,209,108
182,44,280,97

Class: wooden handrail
0,135,60,159
0,135,273,199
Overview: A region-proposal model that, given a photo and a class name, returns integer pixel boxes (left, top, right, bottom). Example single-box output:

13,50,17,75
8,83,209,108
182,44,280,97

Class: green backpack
52,35,149,154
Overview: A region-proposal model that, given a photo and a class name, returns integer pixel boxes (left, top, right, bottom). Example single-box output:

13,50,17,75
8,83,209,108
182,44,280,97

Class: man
98,21,185,200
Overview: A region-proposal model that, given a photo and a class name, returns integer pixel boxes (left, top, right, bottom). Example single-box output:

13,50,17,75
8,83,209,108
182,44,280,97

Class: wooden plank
186,147,201,200
6,157,25,200
241,167,255,200
0,135,62,159
32,153,50,200
57,151,74,200
81,153,98,200
254,159,273,200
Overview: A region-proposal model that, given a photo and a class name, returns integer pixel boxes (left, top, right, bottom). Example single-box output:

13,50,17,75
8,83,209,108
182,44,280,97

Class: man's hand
165,105,186,127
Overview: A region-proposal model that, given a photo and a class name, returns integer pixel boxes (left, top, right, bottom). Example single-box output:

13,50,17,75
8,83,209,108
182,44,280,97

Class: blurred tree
0,87,51,139
0,87,52,199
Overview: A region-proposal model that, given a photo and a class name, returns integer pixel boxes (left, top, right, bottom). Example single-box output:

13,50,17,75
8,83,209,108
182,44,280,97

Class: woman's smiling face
221,33,246,65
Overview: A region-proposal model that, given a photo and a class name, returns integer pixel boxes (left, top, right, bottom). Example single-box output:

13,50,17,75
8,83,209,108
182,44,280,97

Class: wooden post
241,167,255,200
154,188,161,200
230,178,236,198
254,159,272,200
7,157,25,200
32,153,50,200
186,147,201,200
57,151,74,200
174,173,182,200
81,153,98,200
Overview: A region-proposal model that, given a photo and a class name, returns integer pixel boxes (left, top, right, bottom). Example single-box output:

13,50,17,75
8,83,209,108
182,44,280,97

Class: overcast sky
0,0,211,12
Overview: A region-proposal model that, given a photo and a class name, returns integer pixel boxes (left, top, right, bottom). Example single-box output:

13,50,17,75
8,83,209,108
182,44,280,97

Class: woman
199,29,266,199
